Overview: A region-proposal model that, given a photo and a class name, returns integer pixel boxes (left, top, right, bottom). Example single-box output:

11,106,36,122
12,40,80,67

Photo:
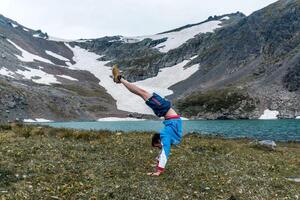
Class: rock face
1,0,300,121
171,0,300,119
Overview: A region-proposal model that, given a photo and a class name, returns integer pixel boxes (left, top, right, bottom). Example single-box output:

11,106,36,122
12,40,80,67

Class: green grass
0,124,299,199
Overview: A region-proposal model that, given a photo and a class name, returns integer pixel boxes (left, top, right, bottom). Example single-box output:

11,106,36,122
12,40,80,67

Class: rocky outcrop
175,88,260,119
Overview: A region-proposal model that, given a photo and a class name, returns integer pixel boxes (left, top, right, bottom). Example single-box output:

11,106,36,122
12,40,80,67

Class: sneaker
112,64,122,83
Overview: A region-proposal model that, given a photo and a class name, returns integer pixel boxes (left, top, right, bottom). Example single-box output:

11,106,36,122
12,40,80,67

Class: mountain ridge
0,0,300,122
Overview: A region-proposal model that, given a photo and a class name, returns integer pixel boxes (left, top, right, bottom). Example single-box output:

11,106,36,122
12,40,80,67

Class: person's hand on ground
147,171,162,176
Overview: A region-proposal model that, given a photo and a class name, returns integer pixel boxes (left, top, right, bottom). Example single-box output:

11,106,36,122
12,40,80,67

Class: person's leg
121,79,152,101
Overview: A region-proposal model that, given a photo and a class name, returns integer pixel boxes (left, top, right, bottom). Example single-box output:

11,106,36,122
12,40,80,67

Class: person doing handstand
112,65,183,176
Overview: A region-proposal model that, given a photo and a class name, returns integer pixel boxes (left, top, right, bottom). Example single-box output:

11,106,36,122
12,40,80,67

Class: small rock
258,140,276,150
116,132,122,136
286,177,300,183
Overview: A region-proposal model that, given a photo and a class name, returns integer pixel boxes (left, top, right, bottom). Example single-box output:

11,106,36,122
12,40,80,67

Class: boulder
258,140,276,150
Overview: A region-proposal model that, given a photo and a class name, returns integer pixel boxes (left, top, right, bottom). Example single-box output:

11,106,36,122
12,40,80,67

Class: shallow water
38,119,300,141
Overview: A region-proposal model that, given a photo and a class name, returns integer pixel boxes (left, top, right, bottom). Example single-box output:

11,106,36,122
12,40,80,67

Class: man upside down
112,65,183,176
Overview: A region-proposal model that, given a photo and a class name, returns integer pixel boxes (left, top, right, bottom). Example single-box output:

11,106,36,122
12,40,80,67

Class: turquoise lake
38,120,300,141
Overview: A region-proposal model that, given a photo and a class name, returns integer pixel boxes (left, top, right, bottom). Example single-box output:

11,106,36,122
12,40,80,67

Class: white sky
0,0,277,40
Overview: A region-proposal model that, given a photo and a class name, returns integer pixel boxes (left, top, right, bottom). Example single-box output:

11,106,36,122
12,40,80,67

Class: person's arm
149,150,161,167
147,136,171,176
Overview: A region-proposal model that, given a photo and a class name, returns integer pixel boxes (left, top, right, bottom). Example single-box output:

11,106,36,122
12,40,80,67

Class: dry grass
0,124,299,199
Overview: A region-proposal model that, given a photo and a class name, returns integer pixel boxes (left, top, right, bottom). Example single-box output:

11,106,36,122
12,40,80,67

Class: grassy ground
0,124,299,200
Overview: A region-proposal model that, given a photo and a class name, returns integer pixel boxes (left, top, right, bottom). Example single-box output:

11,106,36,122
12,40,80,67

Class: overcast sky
0,0,277,39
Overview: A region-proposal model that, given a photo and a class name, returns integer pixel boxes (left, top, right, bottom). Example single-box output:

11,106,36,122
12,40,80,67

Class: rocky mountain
172,0,300,119
0,15,124,122
0,0,300,122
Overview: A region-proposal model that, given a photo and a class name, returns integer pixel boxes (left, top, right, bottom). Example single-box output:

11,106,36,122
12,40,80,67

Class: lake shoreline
9,122,300,143
24,119,300,142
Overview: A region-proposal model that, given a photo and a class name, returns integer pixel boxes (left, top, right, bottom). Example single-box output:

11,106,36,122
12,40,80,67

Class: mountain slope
1,12,242,121
1,0,300,121
169,0,300,119
0,15,123,122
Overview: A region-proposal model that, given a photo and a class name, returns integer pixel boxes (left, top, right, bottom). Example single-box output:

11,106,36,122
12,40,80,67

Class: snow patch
0,67,15,78
7,39,54,64
11,23,18,28
48,36,73,42
24,118,54,123
23,28,29,32
221,16,230,20
56,75,78,81
123,20,222,53
23,119,36,123
45,50,70,62
259,109,279,120
135,60,199,96
296,116,300,119
97,117,146,122
16,66,60,85
66,44,199,114
33,33,47,39
181,117,189,121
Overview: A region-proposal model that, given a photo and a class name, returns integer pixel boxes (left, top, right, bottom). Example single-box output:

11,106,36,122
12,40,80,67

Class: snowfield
123,20,223,53
24,118,54,123
259,109,279,120
7,39,54,64
56,75,78,81
66,44,199,115
45,50,70,62
16,66,61,85
0,67,15,78
135,57,199,96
